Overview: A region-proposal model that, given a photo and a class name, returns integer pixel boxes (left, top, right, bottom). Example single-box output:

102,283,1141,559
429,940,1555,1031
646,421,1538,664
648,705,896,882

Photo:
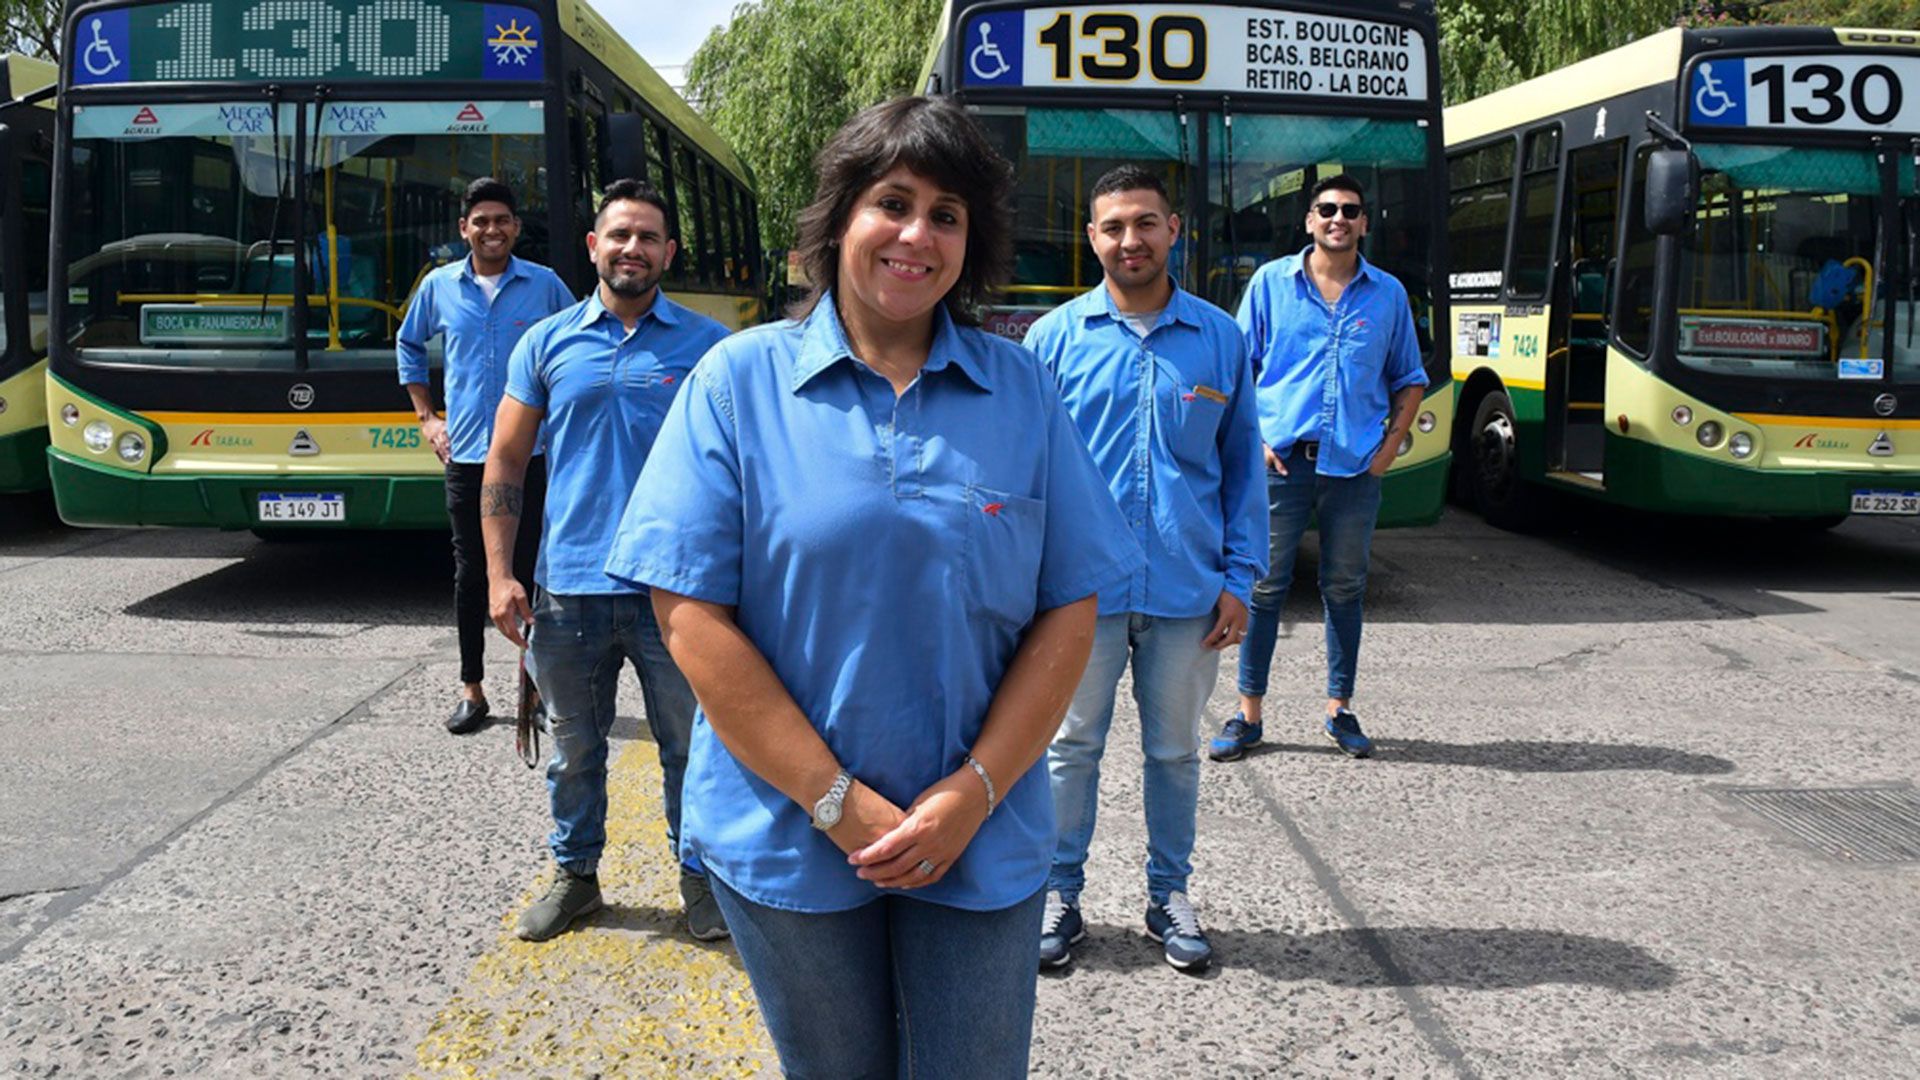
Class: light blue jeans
1237,447,1384,702
709,878,1045,1079
1048,612,1220,906
527,590,697,878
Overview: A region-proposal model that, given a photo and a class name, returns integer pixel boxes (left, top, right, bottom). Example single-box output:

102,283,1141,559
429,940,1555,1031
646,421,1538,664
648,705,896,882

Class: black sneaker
445,697,490,734
1145,891,1212,972
1038,890,1084,969
680,870,729,942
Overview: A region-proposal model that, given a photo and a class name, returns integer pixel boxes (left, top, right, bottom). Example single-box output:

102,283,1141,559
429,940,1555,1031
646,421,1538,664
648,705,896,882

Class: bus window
1677,143,1888,381
703,161,728,287
1616,147,1656,357
975,108,1193,312
1215,114,1434,352
1508,127,1560,299
674,145,705,285
1448,141,1515,290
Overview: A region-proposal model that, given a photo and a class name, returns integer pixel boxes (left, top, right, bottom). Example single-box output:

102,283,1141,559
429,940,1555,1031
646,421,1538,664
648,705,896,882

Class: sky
602,2,740,88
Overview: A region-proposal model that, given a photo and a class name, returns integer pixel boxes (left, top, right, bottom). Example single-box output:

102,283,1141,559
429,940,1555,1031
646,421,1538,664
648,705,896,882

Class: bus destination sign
71,1,544,86
1689,54,1920,133
961,4,1427,101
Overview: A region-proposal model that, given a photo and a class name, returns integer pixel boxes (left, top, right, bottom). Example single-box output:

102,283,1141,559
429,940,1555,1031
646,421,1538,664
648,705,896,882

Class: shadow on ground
1240,737,1733,774
1065,925,1678,991
124,530,450,625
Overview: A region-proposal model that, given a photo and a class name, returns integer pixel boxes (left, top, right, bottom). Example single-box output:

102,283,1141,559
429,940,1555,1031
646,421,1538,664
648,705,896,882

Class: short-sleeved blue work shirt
1024,283,1267,618
606,295,1145,913
505,289,729,595
395,255,574,464
1237,247,1430,478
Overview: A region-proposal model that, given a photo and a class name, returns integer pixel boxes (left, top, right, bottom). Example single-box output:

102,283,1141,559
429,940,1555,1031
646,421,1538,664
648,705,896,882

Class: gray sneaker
515,867,603,942
681,869,730,941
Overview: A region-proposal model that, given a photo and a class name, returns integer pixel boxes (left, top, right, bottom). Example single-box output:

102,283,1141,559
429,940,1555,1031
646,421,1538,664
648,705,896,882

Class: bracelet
964,755,997,818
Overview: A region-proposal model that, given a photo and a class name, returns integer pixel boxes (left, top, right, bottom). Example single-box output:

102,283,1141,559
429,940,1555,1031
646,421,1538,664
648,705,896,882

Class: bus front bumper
48,449,448,529
1603,436,1920,518
0,427,51,492
1378,453,1451,529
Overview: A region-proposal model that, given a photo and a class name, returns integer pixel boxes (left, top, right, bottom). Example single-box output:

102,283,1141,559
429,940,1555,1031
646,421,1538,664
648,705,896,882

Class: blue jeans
708,878,1044,1079
1048,612,1219,906
527,590,696,878
1237,448,1383,702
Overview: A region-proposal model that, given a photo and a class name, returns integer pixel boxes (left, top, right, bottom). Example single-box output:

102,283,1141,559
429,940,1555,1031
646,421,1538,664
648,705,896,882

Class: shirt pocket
964,484,1046,631
1156,359,1226,466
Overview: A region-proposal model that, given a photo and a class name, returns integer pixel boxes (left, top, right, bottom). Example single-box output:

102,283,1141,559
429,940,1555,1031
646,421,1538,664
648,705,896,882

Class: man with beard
1023,165,1265,972
396,178,572,735
480,179,731,942
1208,174,1427,764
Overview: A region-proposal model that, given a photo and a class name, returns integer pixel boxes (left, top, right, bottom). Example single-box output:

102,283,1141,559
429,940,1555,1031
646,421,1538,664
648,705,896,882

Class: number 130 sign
1690,54,1919,132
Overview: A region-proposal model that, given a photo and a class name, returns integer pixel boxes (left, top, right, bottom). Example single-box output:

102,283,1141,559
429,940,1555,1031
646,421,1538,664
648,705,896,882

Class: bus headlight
1671,405,1693,426
61,403,80,426
83,420,113,453
117,432,147,463
1416,411,1436,433
1696,421,1724,448
1398,434,1413,456
1729,432,1755,459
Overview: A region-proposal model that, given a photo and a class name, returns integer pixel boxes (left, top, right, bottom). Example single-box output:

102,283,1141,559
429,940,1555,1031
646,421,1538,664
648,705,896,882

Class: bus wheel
1470,391,1539,530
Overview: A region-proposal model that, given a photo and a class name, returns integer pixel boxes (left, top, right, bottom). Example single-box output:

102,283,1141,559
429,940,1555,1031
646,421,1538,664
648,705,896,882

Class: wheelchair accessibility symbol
1691,61,1744,124
83,17,121,77
970,22,1011,81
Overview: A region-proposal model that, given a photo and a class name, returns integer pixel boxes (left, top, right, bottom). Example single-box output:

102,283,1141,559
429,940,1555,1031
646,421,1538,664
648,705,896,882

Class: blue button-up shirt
1024,283,1267,617
506,290,729,595
605,295,1144,913
1237,247,1429,478
395,255,574,464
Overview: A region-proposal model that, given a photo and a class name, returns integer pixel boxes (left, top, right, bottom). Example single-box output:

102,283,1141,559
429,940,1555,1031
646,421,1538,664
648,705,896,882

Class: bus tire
1469,390,1540,531
1766,514,1847,533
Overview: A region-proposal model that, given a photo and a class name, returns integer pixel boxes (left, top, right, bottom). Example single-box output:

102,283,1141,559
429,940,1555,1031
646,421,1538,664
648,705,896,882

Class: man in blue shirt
396,178,573,735
1023,166,1266,973
1209,174,1428,763
479,179,731,943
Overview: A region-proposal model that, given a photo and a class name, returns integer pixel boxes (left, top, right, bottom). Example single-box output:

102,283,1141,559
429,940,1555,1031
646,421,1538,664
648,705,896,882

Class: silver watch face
813,796,843,830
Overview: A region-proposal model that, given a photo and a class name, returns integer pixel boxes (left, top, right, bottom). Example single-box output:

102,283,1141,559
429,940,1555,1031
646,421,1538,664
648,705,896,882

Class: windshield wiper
1174,94,1190,293
258,85,287,322
1220,95,1238,304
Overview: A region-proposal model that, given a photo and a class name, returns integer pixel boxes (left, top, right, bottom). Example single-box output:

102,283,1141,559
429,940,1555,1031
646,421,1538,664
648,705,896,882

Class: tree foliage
686,0,943,252
1438,0,1683,104
1,0,60,61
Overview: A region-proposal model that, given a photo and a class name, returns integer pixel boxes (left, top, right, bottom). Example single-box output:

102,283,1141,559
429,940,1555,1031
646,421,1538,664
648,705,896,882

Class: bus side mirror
1644,149,1698,237
606,112,649,185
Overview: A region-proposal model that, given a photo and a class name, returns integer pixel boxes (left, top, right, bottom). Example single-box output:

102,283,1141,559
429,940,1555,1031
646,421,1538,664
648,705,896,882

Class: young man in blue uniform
479,179,731,943
397,178,573,734
1024,166,1266,972
1210,174,1428,763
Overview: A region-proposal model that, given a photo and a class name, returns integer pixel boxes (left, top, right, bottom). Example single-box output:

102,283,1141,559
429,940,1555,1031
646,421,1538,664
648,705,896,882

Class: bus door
1550,139,1624,477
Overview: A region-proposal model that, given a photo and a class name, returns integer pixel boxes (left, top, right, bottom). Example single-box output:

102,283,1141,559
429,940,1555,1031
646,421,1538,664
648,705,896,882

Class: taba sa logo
1792,433,1849,450
189,428,254,448
288,383,316,410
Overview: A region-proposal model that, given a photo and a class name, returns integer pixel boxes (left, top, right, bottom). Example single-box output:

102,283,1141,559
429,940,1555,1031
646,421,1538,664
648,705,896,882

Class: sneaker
515,867,603,942
1208,714,1263,761
1324,709,1373,758
1038,890,1085,969
680,869,729,942
1145,891,1212,972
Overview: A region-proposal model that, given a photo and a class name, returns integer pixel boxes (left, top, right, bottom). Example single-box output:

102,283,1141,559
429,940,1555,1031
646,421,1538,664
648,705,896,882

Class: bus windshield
1677,142,1919,382
63,100,547,370
1212,113,1435,351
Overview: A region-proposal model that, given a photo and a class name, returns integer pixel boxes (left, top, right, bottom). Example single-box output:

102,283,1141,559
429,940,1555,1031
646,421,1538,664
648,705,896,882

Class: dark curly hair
790,97,1014,326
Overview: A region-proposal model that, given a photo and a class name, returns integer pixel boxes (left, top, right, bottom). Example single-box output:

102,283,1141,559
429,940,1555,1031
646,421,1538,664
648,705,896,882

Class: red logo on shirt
981,503,1005,516
1181,393,1196,402
662,375,676,385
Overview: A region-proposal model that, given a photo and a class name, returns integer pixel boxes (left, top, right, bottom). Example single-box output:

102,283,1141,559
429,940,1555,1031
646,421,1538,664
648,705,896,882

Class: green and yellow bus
0,55,57,492
1445,27,1920,528
924,0,1453,526
48,0,760,529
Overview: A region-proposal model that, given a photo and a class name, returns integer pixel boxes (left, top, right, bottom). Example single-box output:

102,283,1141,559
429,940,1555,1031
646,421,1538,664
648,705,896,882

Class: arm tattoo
480,483,524,518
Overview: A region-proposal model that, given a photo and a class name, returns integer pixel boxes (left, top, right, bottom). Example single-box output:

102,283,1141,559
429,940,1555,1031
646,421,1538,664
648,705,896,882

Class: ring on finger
916,859,937,877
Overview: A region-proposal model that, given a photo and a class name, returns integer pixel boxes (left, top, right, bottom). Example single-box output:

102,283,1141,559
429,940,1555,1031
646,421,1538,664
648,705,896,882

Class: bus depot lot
1,499,1916,1079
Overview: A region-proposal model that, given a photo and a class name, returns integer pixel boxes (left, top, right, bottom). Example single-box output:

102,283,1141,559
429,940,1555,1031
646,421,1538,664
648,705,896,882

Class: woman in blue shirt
607,97,1142,1078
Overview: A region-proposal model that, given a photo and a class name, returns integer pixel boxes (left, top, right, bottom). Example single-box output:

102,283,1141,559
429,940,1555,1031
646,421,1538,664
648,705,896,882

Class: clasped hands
828,770,990,890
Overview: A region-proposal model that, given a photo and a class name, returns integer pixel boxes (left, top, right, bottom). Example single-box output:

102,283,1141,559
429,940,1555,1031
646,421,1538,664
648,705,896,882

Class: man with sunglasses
1209,174,1427,763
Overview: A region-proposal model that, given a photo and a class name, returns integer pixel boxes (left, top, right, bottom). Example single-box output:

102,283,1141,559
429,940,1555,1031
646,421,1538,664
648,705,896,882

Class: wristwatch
811,769,853,831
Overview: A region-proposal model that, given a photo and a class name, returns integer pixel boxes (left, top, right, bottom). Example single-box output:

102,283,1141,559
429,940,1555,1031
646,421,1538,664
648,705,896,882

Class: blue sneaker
1145,891,1212,972
1324,709,1373,758
1038,890,1084,969
1207,714,1262,761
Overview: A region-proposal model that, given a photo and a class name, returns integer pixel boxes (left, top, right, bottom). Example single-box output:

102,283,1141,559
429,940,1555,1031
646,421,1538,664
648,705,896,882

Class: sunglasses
1312,202,1365,220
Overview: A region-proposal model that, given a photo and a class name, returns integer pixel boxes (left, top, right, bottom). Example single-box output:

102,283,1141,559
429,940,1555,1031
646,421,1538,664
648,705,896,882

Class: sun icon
489,18,539,65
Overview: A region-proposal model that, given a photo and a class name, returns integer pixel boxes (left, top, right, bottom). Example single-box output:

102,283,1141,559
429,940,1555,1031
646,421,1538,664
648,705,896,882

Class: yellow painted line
407,744,776,1078
145,411,422,425
1735,413,1920,430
